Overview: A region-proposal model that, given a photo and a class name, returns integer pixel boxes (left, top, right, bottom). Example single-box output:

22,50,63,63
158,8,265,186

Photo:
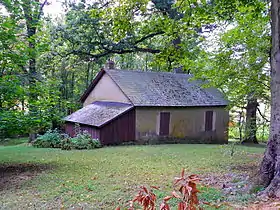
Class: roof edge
64,106,135,128
104,69,133,105
80,68,105,102
134,105,228,108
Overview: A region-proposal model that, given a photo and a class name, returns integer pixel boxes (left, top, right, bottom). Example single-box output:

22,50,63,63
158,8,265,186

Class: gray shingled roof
64,101,133,127
106,69,228,107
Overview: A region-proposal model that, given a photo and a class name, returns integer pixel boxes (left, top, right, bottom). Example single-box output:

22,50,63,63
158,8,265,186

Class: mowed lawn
0,143,265,209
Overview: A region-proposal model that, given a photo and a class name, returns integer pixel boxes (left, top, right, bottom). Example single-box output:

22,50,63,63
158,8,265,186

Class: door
205,111,213,131
159,112,170,136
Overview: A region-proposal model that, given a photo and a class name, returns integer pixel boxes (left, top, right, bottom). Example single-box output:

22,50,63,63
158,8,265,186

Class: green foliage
192,1,270,108
60,136,72,150
69,131,101,150
0,110,27,138
0,0,271,142
33,129,62,148
33,129,101,150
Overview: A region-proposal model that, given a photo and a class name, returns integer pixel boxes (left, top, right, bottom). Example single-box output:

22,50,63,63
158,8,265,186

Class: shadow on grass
241,143,267,149
0,163,55,191
0,137,28,146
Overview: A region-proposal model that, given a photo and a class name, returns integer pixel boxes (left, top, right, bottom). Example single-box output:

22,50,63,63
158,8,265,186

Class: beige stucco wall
135,107,229,143
83,73,130,106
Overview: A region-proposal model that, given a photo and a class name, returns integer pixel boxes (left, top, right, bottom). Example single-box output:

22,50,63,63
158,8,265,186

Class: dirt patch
201,161,280,210
202,160,259,193
0,163,54,191
231,199,280,210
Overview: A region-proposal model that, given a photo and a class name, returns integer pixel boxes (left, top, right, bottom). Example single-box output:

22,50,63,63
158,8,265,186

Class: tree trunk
243,97,259,144
238,110,244,141
27,25,38,143
259,0,280,198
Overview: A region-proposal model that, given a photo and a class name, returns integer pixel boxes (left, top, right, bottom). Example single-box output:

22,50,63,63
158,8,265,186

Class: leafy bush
61,134,72,150
70,131,101,150
33,129,62,148
33,129,101,150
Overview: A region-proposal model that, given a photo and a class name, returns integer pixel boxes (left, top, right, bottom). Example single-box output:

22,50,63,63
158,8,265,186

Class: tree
259,0,280,198
191,0,270,144
0,0,50,140
54,0,207,71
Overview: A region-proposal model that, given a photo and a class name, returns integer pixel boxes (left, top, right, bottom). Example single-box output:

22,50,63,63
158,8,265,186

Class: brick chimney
105,60,115,69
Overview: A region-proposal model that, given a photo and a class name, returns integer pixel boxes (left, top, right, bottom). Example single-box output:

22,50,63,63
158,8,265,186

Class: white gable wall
83,73,130,106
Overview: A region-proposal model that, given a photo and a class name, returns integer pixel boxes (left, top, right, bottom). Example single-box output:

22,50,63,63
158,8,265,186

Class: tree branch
38,0,48,20
134,31,164,45
257,107,270,122
70,46,161,60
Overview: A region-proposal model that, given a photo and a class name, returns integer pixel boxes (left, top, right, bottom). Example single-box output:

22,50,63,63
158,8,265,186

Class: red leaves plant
173,169,201,210
129,186,157,210
118,169,204,210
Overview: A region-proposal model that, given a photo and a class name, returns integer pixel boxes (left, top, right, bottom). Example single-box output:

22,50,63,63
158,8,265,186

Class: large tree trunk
27,30,37,142
27,25,38,143
259,0,280,198
23,0,48,142
242,97,259,144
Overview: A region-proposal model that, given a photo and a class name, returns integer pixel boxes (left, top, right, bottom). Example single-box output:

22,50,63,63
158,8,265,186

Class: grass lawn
0,143,265,209
0,137,28,146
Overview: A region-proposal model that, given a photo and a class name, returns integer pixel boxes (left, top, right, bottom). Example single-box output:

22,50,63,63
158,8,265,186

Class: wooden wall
64,109,135,145
65,122,100,139
99,109,135,145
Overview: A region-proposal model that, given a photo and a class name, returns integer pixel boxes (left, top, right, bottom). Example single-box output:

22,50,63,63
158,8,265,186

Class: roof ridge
105,68,192,75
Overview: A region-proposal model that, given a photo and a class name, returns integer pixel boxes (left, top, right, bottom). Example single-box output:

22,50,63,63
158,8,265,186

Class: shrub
33,129,101,150
33,129,62,148
61,134,72,150
69,131,101,150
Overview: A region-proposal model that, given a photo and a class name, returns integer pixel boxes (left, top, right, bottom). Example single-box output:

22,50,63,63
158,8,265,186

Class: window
205,111,214,131
158,112,170,136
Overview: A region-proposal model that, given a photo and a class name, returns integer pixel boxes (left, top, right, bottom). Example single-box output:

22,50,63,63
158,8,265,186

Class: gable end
80,69,106,102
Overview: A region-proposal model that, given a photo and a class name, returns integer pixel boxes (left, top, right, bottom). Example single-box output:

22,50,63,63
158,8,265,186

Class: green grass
0,137,28,146
0,144,265,209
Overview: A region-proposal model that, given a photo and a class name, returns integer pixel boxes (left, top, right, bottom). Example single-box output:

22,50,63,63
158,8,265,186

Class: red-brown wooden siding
80,124,100,139
65,122,100,139
99,108,135,145
65,122,75,137
65,108,135,145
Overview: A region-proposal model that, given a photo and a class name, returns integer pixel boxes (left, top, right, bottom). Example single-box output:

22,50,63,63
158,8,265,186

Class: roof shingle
64,101,133,127
106,69,228,107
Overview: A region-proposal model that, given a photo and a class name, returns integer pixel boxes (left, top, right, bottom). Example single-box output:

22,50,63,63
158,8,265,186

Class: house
64,63,229,145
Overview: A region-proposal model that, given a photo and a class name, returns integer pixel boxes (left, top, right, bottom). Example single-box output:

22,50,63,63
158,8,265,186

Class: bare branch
38,0,49,20
257,107,270,122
